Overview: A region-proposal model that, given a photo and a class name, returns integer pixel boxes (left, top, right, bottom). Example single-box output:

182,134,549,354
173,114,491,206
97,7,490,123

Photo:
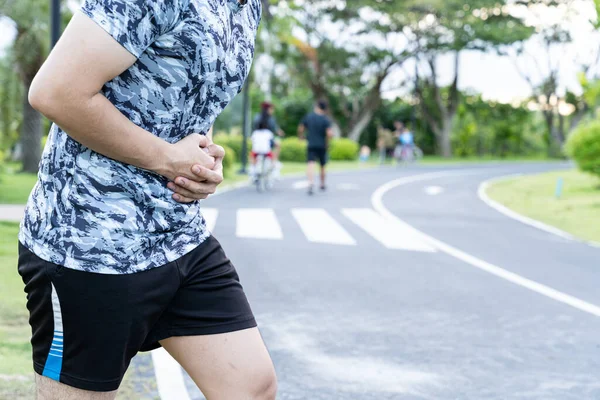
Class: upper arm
269,119,279,132
30,0,185,112
30,12,137,110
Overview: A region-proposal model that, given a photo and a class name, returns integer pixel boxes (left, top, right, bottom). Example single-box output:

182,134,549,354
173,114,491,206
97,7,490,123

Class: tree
0,56,22,156
268,1,410,141
400,0,535,157
0,0,70,172
511,0,600,156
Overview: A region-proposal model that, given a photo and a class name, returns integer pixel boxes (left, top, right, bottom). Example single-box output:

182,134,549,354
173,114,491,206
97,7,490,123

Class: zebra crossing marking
342,208,437,252
236,208,283,240
291,208,356,245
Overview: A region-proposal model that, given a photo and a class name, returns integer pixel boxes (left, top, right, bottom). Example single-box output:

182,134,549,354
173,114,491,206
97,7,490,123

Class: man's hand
161,135,226,203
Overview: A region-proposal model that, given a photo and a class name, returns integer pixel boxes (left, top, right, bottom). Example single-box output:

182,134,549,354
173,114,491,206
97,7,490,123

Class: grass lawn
0,221,34,399
0,173,37,204
486,169,600,243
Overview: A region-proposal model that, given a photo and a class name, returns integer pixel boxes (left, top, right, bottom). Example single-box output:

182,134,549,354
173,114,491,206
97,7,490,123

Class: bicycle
253,153,275,192
393,144,423,165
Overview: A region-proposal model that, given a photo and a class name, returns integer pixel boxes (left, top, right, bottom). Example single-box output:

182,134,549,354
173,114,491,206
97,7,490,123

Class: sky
1,0,598,103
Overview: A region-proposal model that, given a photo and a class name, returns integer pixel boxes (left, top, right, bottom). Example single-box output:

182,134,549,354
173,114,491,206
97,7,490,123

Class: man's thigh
161,328,276,400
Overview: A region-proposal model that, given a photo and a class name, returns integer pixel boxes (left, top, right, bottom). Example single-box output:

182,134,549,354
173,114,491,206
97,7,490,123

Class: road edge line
372,173,600,318
151,347,191,400
477,174,600,249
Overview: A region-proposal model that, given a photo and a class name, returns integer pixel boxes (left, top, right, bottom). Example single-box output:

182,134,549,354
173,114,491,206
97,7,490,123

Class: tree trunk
20,82,42,173
435,117,453,158
543,110,562,158
347,108,375,142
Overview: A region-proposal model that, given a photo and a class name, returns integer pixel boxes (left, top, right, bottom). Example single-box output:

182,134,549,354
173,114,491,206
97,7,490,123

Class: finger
168,180,215,198
212,157,223,174
206,144,225,159
191,165,224,184
172,193,202,203
188,133,210,149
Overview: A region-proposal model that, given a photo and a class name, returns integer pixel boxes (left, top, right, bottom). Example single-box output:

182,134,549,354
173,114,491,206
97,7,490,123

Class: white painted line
372,172,600,317
424,186,444,196
201,208,218,233
236,208,283,240
0,204,25,222
292,180,310,190
342,208,436,252
478,175,600,248
292,208,356,245
151,348,191,400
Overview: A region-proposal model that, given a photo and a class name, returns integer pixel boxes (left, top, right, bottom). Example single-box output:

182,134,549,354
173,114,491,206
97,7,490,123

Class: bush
329,138,359,161
221,145,236,179
279,137,306,162
565,120,600,178
214,134,249,163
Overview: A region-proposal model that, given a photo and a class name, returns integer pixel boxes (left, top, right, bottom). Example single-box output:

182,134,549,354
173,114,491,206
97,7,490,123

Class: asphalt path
138,162,598,400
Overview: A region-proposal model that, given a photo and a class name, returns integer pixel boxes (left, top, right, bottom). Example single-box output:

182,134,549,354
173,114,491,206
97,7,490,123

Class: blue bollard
555,177,564,199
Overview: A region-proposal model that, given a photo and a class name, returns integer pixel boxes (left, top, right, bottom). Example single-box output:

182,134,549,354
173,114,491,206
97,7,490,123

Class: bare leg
307,161,315,185
36,374,117,400
307,161,316,194
320,164,326,189
160,328,277,400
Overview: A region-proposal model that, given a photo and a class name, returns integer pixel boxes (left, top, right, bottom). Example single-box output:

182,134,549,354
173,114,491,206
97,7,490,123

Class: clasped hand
160,134,225,204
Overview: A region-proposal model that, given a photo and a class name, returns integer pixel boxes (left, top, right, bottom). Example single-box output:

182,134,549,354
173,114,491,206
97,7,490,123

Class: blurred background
1,1,600,399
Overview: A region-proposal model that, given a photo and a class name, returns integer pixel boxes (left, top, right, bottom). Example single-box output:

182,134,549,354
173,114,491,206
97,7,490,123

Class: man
18,1,276,400
298,101,333,195
253,101,284,176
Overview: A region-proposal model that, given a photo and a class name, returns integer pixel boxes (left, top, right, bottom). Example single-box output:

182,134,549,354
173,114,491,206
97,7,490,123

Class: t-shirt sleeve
80,0,186,58
269,118,279,133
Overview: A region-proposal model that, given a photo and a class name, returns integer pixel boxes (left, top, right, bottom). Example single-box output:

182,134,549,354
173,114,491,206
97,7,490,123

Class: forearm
33,91,170,174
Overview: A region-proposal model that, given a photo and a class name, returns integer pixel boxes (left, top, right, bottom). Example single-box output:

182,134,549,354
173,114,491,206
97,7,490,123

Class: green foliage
221,145,235,178
0,59,22,155
452,113,478,158
453,95,546,158
273,89,314,137
565,120,600,178
329,138,359,161
0,149,5,176
578,73,600,110
279,137,306,162
213,134,249,163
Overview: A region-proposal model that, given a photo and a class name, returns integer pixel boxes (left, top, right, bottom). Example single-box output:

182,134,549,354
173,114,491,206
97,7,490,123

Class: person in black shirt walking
298,101,333,195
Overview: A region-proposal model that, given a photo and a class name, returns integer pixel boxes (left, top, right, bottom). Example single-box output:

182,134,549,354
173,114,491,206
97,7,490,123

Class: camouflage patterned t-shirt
19,0,261,274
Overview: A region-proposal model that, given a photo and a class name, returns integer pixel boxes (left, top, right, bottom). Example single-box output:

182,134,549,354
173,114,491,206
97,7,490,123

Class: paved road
147,162,596,400
7,162,600,399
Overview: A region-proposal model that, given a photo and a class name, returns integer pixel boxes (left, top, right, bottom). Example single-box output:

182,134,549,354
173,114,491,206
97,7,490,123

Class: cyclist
253,102,284,177
250,117,275,182
398,126,415,162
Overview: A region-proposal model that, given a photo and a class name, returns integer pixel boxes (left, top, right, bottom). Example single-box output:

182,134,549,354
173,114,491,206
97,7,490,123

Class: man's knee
249,366,277,400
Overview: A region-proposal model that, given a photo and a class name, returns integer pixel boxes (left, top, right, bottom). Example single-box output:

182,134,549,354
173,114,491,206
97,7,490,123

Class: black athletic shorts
17,236,256,392
307,146,328,166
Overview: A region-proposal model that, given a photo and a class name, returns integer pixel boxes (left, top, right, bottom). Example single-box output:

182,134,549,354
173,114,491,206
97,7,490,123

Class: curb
477,174,600,249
